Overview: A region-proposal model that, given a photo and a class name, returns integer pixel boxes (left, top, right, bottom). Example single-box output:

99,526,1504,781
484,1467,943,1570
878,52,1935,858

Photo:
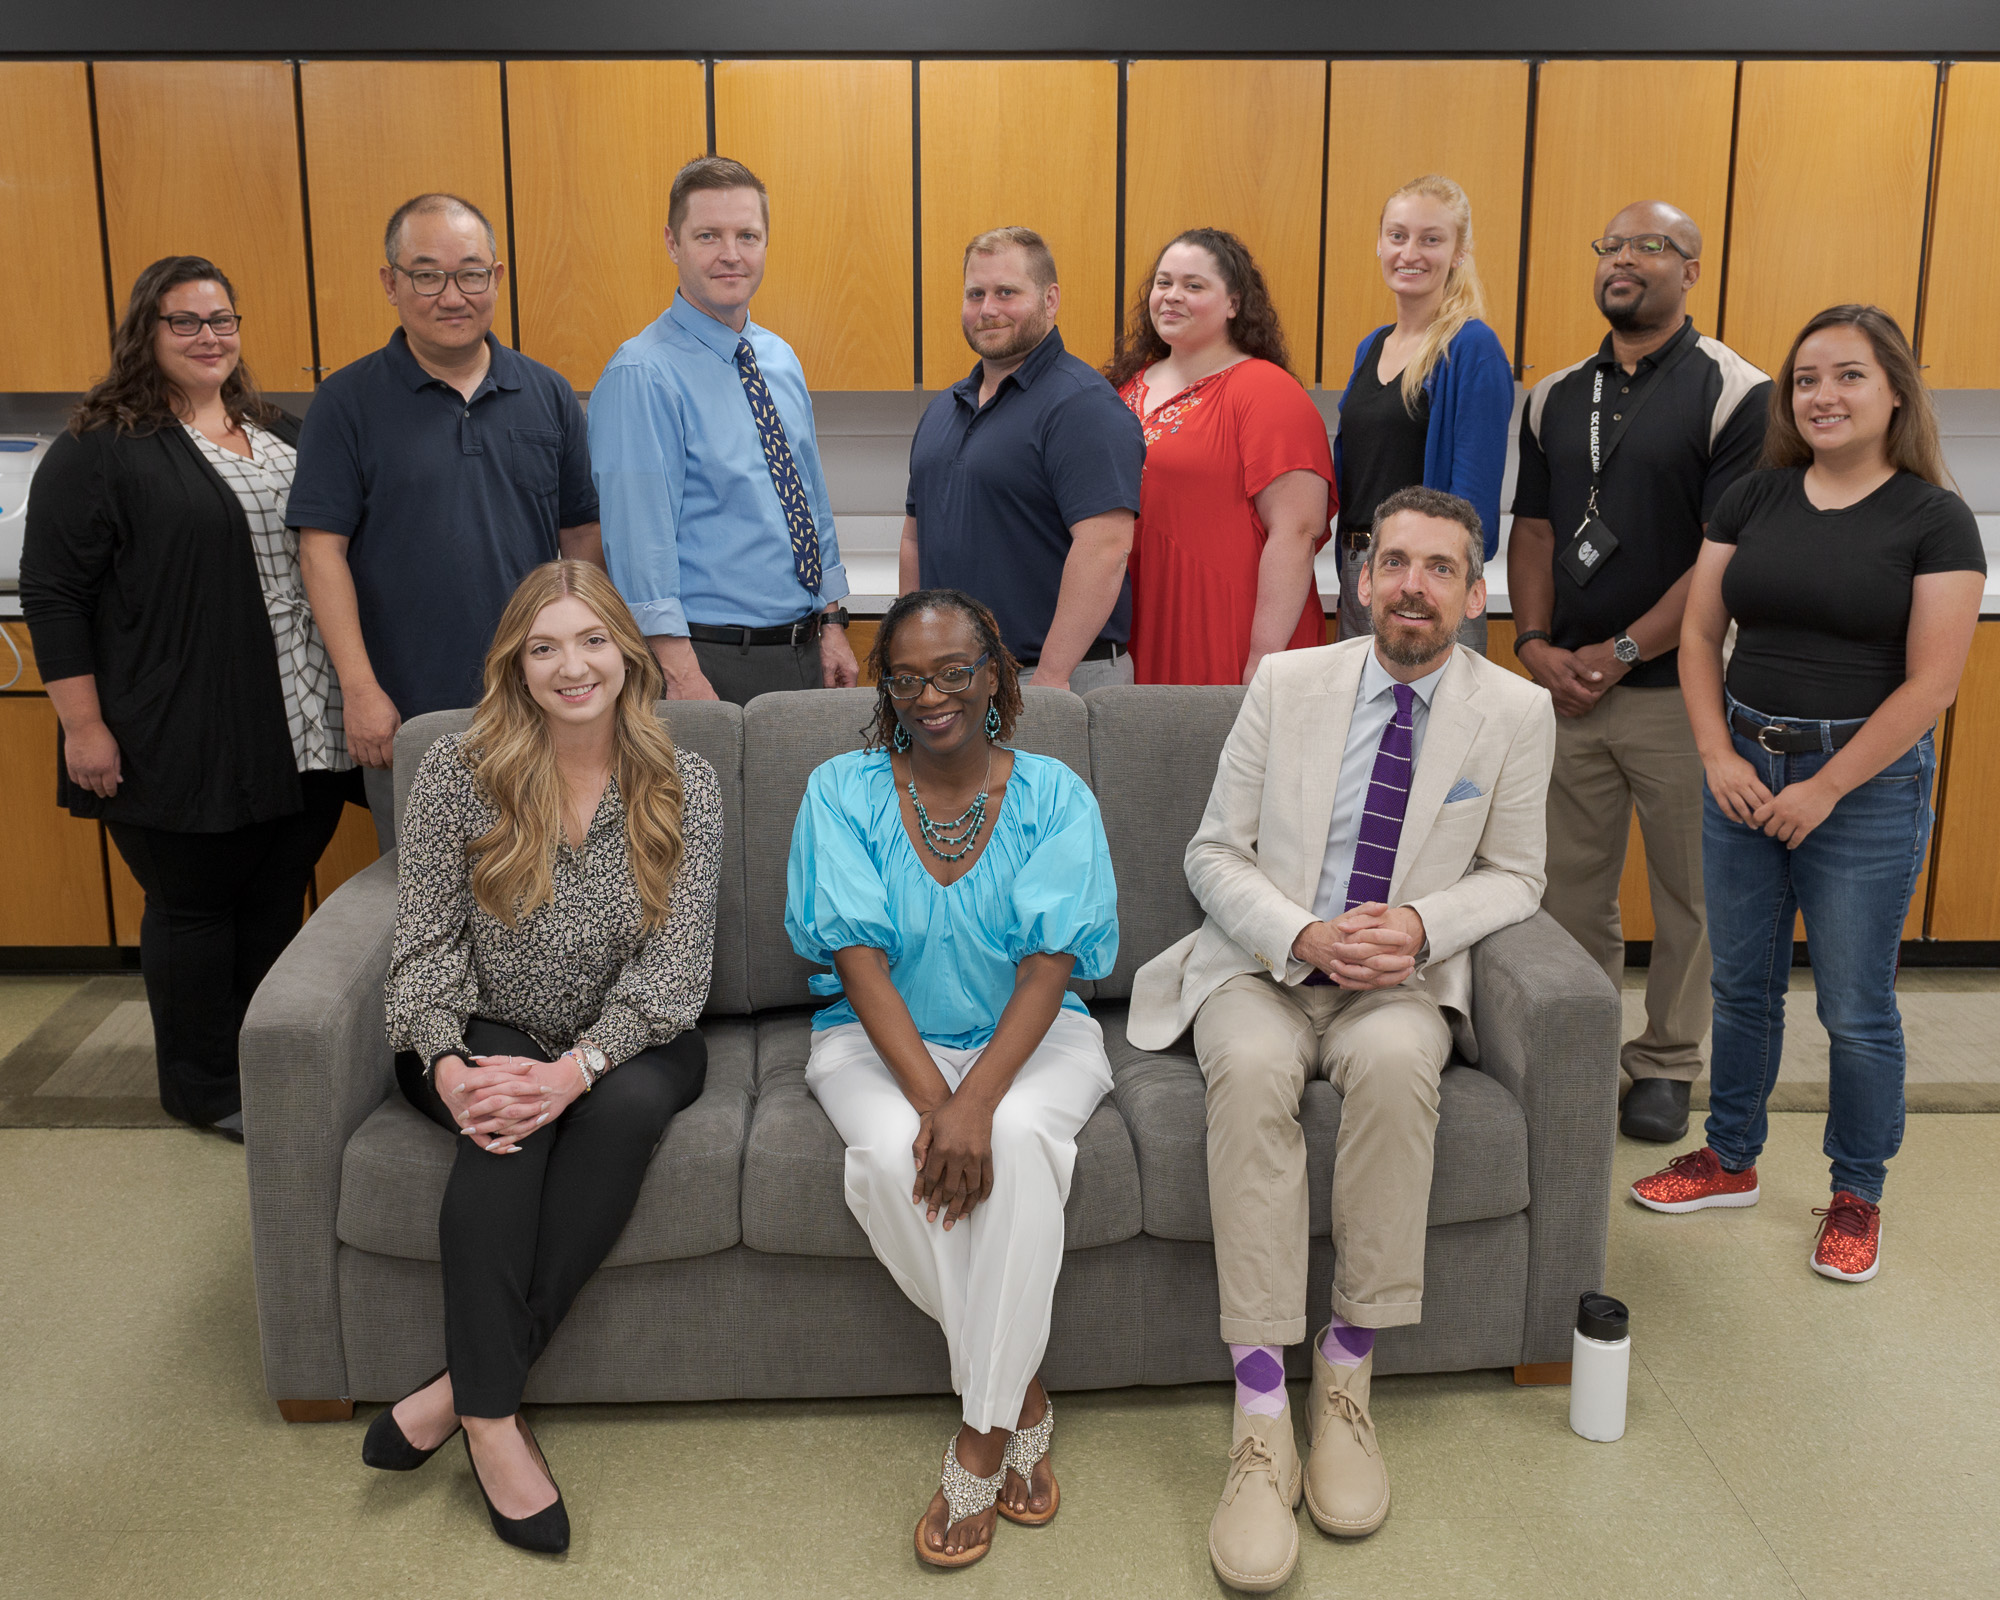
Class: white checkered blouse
184,422,351,773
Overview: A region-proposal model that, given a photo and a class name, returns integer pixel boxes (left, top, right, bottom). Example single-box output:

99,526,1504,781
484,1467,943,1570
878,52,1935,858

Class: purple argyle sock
1229,1344,1288,1418
1320,1314,1375,1368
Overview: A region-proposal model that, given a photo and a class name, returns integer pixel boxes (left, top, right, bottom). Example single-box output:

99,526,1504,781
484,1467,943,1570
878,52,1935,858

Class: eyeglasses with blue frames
882,654,991,700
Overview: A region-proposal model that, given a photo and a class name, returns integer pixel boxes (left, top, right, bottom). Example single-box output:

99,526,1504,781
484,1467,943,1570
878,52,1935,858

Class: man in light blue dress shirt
590,157,859,704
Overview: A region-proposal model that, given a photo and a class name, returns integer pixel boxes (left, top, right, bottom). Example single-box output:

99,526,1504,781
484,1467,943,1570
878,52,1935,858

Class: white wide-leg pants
805,1010,1114,1432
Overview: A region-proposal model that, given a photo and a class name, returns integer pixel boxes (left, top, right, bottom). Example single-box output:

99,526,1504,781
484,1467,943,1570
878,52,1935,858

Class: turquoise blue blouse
784,748,1119,1048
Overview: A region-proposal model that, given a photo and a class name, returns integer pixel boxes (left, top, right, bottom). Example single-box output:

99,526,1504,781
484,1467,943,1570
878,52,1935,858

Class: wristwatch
1611,632,1641,666
822,605,851,629
569,1039,609,1092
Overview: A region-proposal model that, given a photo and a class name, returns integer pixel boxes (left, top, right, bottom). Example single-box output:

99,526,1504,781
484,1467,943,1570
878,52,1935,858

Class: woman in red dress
1108,228,1335,685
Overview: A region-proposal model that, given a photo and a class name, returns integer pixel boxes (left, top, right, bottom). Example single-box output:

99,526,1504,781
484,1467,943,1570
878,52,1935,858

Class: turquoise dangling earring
892,721,912,753
985,705,1002,740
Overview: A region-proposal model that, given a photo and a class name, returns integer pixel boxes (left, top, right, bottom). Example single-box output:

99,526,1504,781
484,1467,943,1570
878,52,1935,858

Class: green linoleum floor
4,1112,1998,1599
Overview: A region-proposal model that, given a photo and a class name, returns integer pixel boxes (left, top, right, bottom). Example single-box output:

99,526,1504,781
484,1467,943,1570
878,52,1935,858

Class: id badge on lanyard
1560,366,1620,587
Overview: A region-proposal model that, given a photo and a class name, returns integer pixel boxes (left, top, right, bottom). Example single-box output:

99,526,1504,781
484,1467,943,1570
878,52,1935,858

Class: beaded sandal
998,1396,1059,1526
913,1435,1005,1569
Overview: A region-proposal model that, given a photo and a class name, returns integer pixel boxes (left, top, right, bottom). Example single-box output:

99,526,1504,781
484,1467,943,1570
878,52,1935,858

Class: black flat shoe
465,1417,570,1554
361,1368,459,1470
1621,1077,1692,1142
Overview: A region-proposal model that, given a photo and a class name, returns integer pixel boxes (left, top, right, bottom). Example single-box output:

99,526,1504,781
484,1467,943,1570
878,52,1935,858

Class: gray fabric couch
241,686,1619,1420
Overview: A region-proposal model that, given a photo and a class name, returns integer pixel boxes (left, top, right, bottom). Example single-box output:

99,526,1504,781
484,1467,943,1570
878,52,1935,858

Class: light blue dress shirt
785,749,1119,1050
589,293,849,636
1311,648,1452,919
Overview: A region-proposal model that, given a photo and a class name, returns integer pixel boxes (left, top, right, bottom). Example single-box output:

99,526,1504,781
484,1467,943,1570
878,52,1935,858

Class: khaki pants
1194,971,1452,1344
1541,684,1709,1083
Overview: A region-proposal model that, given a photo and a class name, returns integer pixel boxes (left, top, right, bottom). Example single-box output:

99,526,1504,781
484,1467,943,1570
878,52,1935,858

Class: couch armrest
240,853,400,1405
1470,910,1622,1366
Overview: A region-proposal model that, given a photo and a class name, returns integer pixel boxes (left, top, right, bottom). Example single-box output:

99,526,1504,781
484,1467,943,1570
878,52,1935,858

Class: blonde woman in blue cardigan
1334,175,1515,653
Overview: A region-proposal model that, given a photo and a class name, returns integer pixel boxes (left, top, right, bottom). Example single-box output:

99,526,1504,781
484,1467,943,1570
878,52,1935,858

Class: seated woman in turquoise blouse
786,588,1117,1571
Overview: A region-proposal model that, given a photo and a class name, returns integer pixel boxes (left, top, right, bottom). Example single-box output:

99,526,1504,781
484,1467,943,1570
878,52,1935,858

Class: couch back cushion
391,701,753,1016
740,687,1093,1012
1085,685,1245,1000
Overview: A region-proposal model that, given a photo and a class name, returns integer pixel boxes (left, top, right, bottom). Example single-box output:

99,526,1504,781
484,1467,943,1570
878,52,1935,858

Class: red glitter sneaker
1811,1192,1882,1282
1630,1147,1760,1213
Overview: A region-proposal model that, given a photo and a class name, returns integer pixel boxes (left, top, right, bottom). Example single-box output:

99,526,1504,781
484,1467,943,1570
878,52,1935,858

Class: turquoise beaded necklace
905,748,994,863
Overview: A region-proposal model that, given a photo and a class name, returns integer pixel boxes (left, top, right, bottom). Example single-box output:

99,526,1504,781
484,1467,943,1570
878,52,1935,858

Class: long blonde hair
461,561,686,930
1381,175,1487,414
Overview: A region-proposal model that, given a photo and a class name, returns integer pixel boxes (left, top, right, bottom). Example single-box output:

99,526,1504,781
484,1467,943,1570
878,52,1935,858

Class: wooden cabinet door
1928,624,2000,940
1917,62,2000,388
0,62,108,390
0,625,111,946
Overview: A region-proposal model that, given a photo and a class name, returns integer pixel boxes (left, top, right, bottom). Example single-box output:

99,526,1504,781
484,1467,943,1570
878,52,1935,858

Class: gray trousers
692,633,825,705
1023,652,1136,694
1336,540,1489,655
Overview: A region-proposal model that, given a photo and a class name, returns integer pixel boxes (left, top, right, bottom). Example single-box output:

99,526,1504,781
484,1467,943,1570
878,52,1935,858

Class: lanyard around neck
1585,325,1696,517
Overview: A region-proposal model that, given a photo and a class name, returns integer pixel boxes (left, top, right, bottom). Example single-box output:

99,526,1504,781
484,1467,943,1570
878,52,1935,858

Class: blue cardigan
1334,317,1515,558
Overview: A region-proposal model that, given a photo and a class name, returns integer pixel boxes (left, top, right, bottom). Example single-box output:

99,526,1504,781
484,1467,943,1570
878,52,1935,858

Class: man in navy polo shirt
903,228,1145,691
294,193,600,847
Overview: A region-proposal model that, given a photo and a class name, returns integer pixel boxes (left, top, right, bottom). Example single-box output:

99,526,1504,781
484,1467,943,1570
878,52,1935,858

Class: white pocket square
1445,778,1484,803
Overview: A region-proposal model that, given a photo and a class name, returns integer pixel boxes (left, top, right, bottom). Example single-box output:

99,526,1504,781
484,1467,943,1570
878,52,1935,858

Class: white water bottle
1568,1292,1630,1442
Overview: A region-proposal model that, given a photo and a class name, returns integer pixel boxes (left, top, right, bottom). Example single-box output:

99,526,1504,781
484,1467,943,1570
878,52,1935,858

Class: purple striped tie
1345,682,1416,911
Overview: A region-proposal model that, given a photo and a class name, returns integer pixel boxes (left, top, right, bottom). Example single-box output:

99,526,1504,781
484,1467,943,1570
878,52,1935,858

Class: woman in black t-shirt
1631,305,1986,1284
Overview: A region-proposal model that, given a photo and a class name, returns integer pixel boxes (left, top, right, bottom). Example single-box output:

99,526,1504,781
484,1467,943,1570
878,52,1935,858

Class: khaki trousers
1194,971,1452,1344
1541,684,1709,1082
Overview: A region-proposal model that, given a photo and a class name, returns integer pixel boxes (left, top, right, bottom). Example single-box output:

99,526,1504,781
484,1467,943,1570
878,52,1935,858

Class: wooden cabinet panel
507,60,706,392
3,623,47,693
94,61,315,389
1928,624,2000,940
299,61,512,376
1917,62,2000,388
1522,61,1736,382
0,698,110,946
312,803,382,908
713,61,913,390
1724,62,1935,378
0,62,109,390
1126,61,1326,382
918,61,1119,387
1323,61,1530,383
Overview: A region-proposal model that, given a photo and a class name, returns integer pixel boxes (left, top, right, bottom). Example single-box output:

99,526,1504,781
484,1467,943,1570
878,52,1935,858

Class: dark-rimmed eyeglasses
1589,234,1695,260
159,312,241,336
391,264,497,296
883,654,991,700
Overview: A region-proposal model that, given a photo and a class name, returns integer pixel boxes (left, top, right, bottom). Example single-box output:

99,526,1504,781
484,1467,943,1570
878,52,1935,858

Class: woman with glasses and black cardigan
784,589,1118,1570
22,255,358,1139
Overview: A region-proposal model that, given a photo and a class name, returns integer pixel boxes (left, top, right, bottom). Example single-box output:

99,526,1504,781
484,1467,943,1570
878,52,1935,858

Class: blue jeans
1701,695,1934,1203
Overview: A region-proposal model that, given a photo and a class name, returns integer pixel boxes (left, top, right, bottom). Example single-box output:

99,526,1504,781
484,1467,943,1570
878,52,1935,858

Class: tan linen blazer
1128,638,1556,1061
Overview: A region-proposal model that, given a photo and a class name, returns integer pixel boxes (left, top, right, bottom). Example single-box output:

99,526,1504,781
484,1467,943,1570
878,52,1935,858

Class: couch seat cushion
741,1011,1142,1256
1096,1003,1529,1241
336,1018,754,1266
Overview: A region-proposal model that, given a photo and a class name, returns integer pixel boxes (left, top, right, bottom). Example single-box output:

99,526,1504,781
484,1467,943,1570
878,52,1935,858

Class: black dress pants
106,770,355,1126
396,1017,707,1418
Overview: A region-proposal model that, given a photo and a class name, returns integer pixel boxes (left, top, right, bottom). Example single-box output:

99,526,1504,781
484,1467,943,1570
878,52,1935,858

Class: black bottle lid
1576,1291,1629,1342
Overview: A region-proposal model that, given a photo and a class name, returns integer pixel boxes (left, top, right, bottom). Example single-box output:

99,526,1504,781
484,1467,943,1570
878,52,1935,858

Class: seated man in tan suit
1130,485,1554,1592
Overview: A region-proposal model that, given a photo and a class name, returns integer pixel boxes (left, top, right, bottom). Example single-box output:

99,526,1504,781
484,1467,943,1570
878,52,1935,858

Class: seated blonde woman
364,560,721,1554
785,588,1119,1570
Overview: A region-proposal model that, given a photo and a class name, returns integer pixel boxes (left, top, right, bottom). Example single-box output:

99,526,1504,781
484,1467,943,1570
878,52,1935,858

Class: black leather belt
1337,528,1372,556
1729,707,1860,755
1018,638,1124,669
687,613,825,649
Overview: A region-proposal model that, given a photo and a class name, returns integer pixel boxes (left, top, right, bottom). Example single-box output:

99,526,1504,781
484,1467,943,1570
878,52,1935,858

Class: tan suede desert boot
1303,1336,1390,1536
1208,1401,1302,1592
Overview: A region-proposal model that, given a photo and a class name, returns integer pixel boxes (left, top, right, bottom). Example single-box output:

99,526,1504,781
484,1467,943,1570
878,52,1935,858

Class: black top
1708,468,1987,720
1512,317,1770,687
22,414,306,832
1335,328,1431,533
907,327,1146,662
286,331,598,719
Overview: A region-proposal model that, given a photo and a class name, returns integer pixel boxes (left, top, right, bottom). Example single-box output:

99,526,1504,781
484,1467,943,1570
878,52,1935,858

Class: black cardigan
22,414,306,833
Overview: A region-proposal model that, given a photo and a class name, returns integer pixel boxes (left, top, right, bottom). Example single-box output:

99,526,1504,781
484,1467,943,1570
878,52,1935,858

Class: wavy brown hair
461,562,686,930
1761,304,1952,489
71,256,284,437
862,589,1023,752
1106,227,1292,388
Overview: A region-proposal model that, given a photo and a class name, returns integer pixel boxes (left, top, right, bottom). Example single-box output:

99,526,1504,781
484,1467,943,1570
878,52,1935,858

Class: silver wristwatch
1611,632,1641,666
570,1039,609,1091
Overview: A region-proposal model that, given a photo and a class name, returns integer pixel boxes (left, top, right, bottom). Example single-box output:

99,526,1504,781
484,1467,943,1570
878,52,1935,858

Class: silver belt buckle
1757,724,1788,754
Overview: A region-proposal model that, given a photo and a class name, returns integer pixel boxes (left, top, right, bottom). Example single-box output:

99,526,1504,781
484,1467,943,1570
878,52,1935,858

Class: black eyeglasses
883,654,991,700
392,264,497,296
1589,234,1695,261
159,312,241,336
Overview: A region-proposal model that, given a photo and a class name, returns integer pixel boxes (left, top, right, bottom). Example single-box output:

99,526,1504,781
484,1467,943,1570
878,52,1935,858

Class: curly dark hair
1105,227,1293,388
71,255,284,437
862,589,1023,751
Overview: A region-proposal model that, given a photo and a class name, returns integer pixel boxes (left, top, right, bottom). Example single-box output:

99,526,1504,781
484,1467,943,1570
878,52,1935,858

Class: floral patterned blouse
385,732,722,1070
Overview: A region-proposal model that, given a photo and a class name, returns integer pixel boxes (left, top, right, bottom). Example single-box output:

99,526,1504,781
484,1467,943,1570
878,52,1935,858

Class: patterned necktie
1345,682,1417,910
734,337,822,596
